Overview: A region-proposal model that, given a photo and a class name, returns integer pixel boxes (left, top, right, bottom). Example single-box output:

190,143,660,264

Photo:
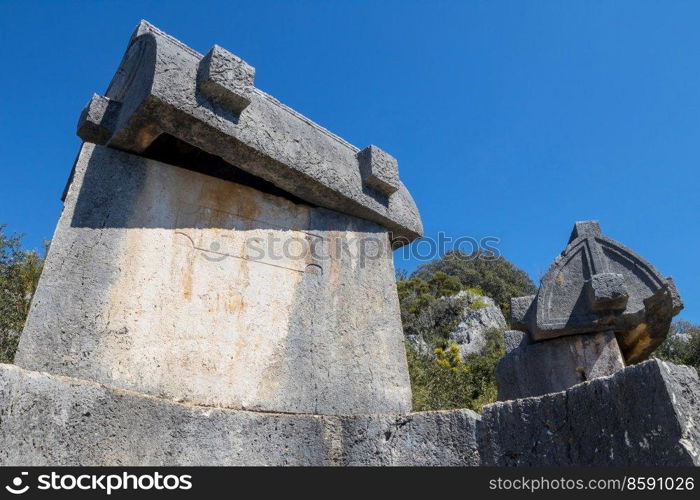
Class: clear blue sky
0,1,698,321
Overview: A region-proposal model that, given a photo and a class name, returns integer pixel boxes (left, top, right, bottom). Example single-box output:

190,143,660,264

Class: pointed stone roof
511,221,683,363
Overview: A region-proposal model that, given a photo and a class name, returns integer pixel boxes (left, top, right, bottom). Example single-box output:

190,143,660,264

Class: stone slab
496,330,625,401
15,143,411,416
77,21,422,245
503,329,531,354
0,364,480,466
482,359,700,466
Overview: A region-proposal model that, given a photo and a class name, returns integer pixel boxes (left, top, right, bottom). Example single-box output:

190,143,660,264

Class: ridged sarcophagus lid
76,20,422,247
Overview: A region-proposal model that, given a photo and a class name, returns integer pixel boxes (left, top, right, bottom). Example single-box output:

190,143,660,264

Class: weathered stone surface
15,143,411,416
588,272,628,311
339,410,481,466
197,45,255,114
510,221,683,364
503,329,530,354
357,145,400,196
0,364,480,466
76,20,422,245
448,291,507,358
496,330,625,401
76,94,122,144
3,359,697,466
482,359,700,466
509,295,535,332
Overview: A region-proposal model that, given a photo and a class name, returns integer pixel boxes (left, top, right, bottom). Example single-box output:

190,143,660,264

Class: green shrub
407,328,505,412
399,251,534,411
0,225,45,363
412,250,536,318
654,320,700,373
464,286,485,297
468,298,487,310
397,273,466,346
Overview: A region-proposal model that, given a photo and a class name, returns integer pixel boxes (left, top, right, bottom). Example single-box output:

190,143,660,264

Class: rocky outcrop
448,291,507,358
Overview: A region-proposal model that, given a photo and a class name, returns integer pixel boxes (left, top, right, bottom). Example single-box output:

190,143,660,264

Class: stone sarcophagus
497,221,683,400
14,21,422,416
511,221,682,363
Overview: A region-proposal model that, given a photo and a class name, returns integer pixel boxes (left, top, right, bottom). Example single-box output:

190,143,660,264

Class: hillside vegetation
411,250,538,317
653,320,700,373
0,225,45,363
398,251,537,411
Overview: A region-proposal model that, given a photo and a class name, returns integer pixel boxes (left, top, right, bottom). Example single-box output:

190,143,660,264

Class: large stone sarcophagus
14,21,422,416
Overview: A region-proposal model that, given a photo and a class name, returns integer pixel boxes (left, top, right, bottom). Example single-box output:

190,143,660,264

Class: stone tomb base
0,364,479,466
496,330,625,401
0,360,698,466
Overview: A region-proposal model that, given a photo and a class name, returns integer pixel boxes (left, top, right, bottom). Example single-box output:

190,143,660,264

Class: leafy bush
654,320,700,373
464,286,485,297
398,251,535,411
407,328,505,412
468,298,487,310
0,225,45,363
412,250,537,316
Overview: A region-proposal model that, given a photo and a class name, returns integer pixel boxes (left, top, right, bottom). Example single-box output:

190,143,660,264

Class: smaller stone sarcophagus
498,221,683,400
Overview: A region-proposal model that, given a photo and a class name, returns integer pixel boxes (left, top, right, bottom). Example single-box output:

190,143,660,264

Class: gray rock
588,272,628,310
510,221,683,364
405,334,431,356
448,291,506,358
197,45,255,114
496,330,625,401
0,363,480,466
482,359,700,466
339,410,481,466
76,20,422,245
3,359,697,466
